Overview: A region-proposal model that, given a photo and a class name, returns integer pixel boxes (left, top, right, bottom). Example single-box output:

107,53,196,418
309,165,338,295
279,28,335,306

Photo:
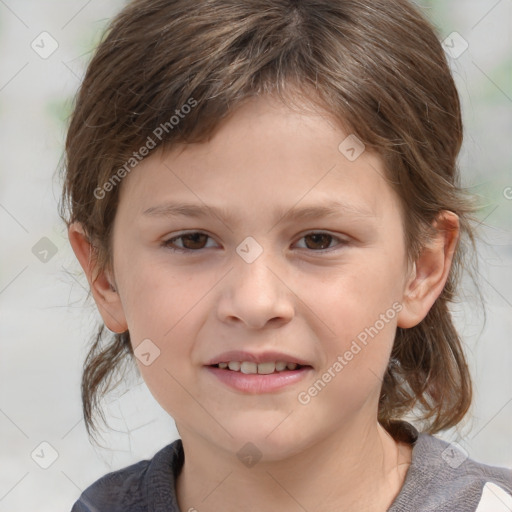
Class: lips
214,361,305,374
205,350,312,368
205,364,311,393
204,350,313,392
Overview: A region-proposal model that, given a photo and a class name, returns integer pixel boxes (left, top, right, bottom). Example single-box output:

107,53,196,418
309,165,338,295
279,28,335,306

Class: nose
216,247,295,330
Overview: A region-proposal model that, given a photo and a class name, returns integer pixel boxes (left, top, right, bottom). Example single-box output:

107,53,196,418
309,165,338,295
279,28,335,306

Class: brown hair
60,0,480,441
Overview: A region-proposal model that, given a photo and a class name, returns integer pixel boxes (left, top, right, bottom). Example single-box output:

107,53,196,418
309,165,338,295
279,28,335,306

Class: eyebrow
142,200,375,226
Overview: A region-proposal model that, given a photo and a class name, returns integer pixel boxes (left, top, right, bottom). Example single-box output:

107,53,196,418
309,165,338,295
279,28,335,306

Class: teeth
240,362,257,374
257,362,275,374
217,361,302,374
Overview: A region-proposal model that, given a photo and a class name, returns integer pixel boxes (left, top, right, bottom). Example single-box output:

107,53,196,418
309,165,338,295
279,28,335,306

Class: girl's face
105,96,417,459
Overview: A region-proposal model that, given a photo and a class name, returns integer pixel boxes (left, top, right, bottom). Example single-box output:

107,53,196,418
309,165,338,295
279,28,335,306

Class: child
61,0,512,510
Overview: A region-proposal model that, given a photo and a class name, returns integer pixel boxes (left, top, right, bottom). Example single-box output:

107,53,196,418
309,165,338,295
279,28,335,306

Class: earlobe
67,222,128,334
397,211,460,329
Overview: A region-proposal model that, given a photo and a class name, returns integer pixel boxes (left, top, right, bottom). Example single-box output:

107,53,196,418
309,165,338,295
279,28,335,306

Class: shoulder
70,459,150,512
389,426,512,512
70,439,184,512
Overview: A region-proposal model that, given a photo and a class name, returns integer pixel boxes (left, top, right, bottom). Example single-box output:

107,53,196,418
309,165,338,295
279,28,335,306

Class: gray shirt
70,421,512,511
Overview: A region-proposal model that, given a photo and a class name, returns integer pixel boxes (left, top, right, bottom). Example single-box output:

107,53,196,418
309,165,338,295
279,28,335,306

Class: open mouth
206,358,312,392
210,361,309,375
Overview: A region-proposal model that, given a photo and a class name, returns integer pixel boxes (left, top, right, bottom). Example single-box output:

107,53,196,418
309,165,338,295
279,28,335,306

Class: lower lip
205,366,311,393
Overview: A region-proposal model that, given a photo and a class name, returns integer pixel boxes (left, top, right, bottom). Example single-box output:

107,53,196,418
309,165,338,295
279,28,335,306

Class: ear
68,222,128,334
397,211,460,329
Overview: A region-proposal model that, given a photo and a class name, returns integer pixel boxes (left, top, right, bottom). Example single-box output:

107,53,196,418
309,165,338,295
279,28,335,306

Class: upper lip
205,350,312,367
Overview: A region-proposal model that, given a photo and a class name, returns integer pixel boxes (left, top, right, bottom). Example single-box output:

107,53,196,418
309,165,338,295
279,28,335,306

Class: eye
162,231,217,252
161,231,347,253
293,232,347,252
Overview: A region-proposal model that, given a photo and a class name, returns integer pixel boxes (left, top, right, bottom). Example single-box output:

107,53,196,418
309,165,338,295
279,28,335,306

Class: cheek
128,307,204,423
300,273,402,413
118,255,201,339
306,253,404,372
311,253,403,324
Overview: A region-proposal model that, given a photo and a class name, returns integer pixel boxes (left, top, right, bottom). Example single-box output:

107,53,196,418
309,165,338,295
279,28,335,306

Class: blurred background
0,0,511,510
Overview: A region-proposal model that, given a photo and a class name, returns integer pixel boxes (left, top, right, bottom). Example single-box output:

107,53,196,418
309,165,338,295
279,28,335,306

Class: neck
176,417,412,512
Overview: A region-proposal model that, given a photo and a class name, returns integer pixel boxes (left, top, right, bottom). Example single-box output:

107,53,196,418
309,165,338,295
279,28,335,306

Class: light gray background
0,1,511,511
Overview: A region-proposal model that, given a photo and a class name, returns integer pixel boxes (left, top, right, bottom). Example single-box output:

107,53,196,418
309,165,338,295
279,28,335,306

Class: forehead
117,96,399,225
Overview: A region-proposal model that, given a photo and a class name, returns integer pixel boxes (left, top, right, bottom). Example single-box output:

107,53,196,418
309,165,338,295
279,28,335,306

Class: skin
69,94,459,511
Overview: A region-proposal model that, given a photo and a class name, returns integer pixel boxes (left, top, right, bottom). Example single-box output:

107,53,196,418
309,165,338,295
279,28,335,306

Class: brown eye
162,232,214,251
302,233,334,250
295,232,346,251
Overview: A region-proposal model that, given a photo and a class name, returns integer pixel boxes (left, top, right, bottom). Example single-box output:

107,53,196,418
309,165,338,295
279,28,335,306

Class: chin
215,418,313,462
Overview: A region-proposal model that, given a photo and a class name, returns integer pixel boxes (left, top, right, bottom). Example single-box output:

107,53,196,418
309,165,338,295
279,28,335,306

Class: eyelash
161,231,348,254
